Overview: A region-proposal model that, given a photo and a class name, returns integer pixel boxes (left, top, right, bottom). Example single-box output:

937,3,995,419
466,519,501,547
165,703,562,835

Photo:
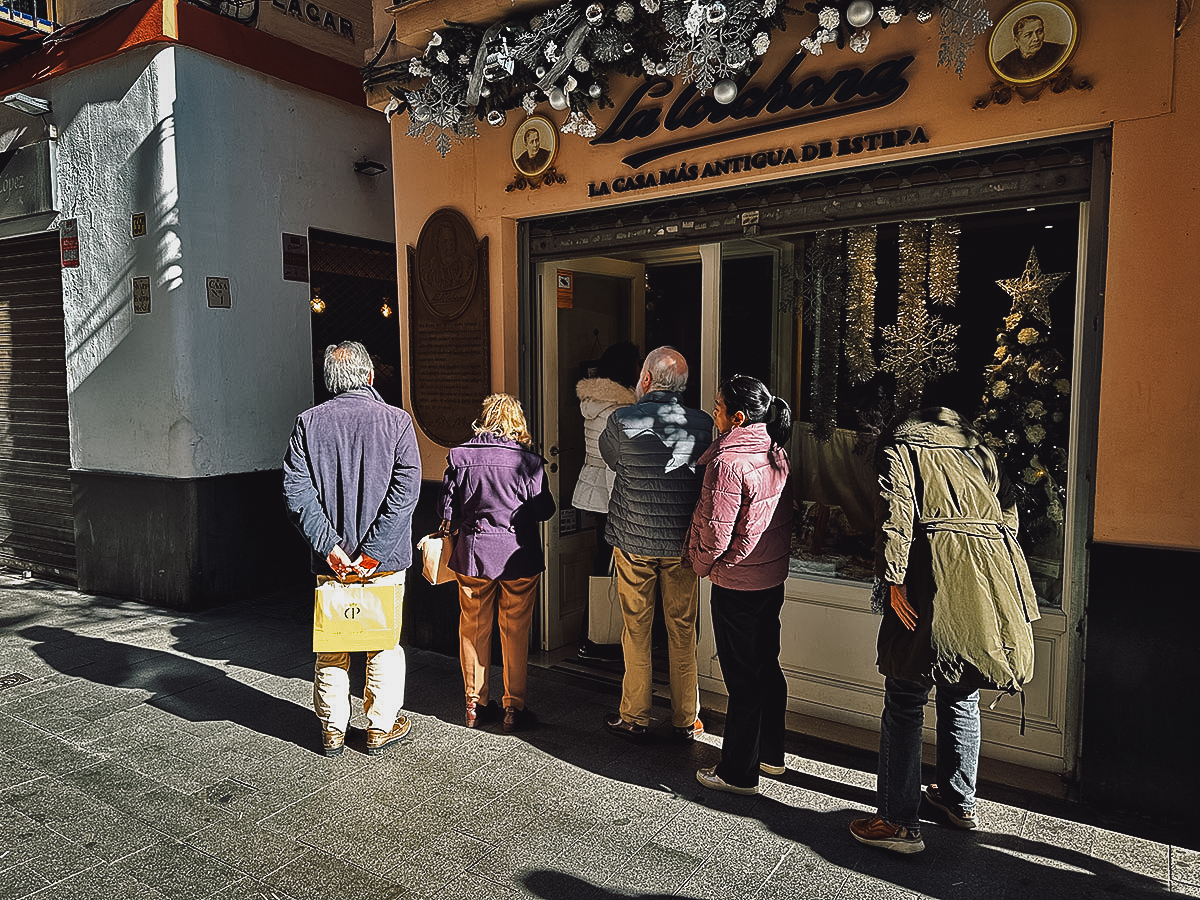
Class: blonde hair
473,393,531,444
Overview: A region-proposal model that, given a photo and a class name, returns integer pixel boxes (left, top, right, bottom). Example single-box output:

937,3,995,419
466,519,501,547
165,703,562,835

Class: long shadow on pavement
19,625,319,753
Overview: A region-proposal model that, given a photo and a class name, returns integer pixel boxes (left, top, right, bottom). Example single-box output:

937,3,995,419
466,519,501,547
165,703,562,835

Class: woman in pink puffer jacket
684,374,794,796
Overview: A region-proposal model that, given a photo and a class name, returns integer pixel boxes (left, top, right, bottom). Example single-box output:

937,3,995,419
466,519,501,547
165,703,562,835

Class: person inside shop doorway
572,341,640,661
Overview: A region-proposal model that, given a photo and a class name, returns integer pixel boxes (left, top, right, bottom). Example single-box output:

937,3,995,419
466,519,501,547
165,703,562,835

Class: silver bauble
706,1,726,24
536,66,546,78
712,78,738,105
655,62,668,76
548,87,569,110
623,42,634,54
486,109,506,126
588,83,603,98
585,3,604,24
845,0,874,27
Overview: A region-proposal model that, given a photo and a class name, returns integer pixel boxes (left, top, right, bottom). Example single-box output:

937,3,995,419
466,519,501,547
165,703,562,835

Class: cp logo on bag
344,604,361,620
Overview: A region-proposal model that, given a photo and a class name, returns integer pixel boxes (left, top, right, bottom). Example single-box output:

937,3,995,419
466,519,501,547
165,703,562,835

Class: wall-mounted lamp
354,158,389,177
381,302,393,318
1,92,55,139
2,93,50,116
310,288,325,314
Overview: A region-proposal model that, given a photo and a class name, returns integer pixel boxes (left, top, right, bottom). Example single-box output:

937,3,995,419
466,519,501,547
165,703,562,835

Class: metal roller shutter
0,230,74,582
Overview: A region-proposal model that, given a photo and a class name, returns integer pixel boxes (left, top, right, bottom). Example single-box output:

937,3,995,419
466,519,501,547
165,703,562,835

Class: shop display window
720,204,1079,608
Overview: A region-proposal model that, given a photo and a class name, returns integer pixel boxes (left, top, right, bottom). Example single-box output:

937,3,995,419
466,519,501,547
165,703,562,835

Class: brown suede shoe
365,715,411,756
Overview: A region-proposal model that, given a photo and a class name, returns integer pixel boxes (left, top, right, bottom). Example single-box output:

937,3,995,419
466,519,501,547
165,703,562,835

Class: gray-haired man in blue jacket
283,341,421,757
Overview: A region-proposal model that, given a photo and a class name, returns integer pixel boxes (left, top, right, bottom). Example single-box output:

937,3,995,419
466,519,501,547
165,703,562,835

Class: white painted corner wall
54,45,395,478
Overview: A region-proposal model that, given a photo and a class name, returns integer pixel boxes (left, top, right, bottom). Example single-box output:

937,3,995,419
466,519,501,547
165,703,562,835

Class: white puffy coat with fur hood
571,377,636,513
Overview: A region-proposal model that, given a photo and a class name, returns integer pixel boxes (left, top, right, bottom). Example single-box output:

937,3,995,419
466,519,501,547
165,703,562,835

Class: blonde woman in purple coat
684,375,794,795
440,394,556,733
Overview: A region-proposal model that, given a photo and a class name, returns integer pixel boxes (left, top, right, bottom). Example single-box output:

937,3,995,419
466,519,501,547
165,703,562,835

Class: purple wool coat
683,423,794,591
439,432,557,581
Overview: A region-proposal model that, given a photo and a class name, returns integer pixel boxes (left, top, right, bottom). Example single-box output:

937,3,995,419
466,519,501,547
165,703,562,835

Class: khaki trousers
614,548,699,728
457,573,540,710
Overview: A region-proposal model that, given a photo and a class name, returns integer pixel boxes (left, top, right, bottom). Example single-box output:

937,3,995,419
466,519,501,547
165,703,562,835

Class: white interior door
537,258,645,651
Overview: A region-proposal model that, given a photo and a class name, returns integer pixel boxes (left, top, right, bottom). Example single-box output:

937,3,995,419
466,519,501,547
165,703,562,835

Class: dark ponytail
718,374,793,450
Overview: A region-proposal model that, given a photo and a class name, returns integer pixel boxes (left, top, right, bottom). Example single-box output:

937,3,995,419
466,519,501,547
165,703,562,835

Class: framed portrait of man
512,116,558,178
988,0,1078,85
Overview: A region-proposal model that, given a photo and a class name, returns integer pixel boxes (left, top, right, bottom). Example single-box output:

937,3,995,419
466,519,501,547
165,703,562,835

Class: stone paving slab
0,573,1187,900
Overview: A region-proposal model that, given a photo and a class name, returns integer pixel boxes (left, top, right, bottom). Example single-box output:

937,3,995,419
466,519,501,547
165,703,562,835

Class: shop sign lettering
270,0,354,41
588,125,928,198
594,53,915,170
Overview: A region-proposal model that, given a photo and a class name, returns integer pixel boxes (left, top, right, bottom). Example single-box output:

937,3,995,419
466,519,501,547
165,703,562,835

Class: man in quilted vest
599,347,714,741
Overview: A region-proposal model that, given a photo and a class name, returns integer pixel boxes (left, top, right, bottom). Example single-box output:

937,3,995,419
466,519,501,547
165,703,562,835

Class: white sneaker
696,766,758,795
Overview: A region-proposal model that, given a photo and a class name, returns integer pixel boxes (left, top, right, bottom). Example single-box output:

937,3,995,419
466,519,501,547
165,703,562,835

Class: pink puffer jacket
684,423,794,590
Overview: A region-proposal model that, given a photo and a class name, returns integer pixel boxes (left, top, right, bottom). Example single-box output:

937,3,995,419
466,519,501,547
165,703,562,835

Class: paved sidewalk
0,572,1193,900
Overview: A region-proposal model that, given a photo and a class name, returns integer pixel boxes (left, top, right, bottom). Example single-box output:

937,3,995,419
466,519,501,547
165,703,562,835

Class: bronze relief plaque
407,208,490,447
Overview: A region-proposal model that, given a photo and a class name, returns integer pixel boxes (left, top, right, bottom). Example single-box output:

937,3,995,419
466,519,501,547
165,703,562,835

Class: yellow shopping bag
313,573,404,653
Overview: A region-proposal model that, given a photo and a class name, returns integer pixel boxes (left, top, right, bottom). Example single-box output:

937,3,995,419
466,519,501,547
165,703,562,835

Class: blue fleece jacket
283,385,422,575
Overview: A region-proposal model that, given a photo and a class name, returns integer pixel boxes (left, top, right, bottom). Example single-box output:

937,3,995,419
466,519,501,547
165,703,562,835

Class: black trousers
710,581,787,788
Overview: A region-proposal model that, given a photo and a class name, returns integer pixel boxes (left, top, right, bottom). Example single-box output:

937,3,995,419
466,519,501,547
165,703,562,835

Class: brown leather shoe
321,728,345,758
674,718,704,741
365,715,411,755
849,815,925,853
465,700,500,728
503,706,538,733
604,712,647,740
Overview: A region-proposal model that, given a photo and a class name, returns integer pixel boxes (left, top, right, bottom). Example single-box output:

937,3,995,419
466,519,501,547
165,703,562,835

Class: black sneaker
924,784,978,829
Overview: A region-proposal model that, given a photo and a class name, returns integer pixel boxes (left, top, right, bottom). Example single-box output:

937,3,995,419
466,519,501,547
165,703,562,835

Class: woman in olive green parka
851,408,1039,855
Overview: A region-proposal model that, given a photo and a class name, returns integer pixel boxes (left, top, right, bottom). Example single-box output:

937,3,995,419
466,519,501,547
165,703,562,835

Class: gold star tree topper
996,247,1069,325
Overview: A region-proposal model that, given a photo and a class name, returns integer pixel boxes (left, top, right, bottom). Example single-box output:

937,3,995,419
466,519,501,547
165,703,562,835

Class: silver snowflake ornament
404,76,478,158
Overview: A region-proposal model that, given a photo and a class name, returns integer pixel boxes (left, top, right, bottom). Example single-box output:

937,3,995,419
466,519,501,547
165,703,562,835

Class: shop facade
370,0,1197,821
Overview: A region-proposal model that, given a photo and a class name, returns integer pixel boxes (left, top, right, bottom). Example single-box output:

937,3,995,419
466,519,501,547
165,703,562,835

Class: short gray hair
324,341,373,395
642,346,688,393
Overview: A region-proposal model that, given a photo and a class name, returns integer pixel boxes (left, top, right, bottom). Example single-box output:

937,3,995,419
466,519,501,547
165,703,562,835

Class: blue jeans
876,677,980,827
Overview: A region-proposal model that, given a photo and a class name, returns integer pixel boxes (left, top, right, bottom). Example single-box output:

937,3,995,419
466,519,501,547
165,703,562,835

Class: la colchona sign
585,51,928,198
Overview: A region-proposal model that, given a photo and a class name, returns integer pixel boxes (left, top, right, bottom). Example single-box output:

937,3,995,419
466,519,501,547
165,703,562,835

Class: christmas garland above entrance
365,0,991,157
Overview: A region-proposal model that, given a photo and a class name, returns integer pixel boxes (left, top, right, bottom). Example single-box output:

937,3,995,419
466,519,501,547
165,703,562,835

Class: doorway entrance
308,229,401,404
535,250,718,653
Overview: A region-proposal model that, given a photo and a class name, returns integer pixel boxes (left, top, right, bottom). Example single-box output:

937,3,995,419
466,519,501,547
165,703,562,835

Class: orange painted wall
389,0,1199,553
1094,13,1200,550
